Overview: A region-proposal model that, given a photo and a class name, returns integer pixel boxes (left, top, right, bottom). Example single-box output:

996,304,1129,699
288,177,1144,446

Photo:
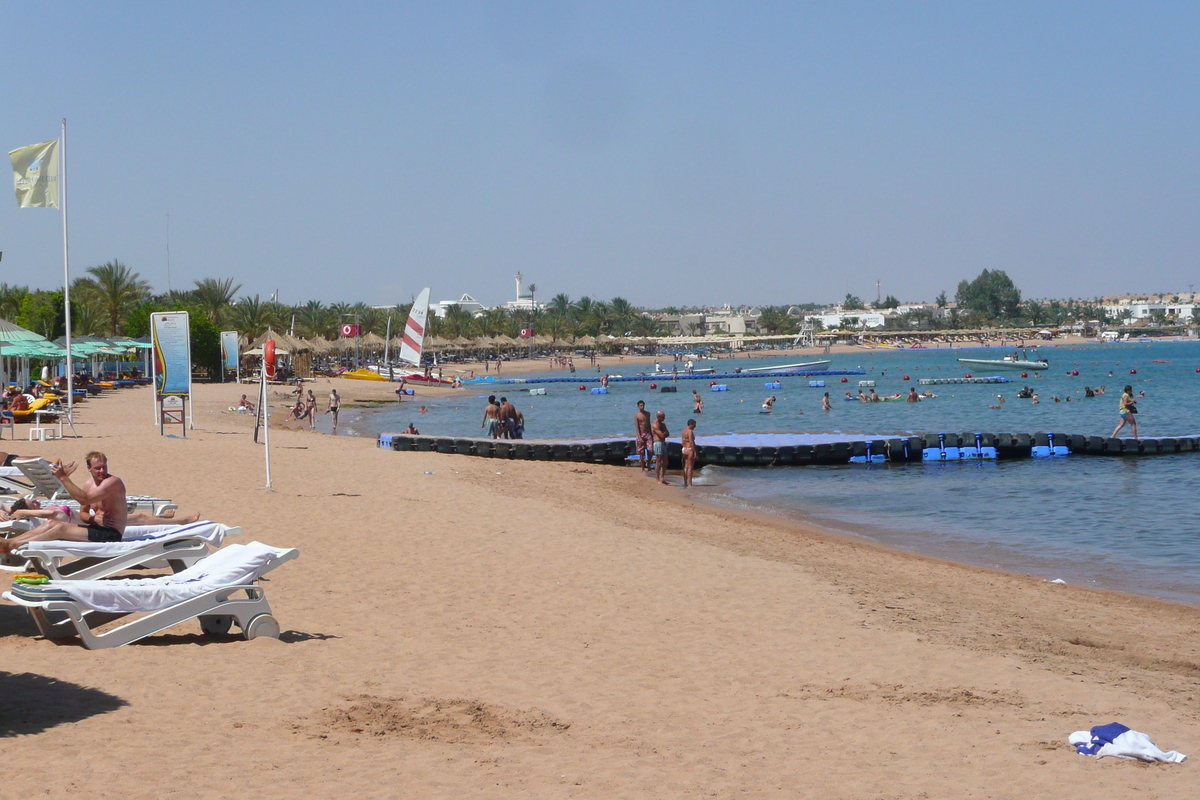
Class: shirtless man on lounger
0,451,127,554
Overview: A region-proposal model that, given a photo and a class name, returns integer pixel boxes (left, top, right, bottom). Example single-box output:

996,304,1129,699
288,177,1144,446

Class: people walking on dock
1110,385,1139,440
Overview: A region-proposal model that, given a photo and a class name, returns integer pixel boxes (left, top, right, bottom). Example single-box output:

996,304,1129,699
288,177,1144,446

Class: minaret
515,272,523,301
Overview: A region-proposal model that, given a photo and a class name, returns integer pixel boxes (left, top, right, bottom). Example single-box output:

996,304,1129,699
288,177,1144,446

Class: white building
806,311,887,330
1102,301,1196,324
430,293,487,318
503,272,544,313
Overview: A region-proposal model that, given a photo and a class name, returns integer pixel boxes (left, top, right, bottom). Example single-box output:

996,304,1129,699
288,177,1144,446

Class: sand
1,380,1196,799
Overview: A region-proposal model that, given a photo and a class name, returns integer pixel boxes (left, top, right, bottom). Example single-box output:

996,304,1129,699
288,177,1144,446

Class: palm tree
549,293,572,316
193,277,242,327
79,260,152,336
297,300,336,339
0,283,30,321
230,295,277,338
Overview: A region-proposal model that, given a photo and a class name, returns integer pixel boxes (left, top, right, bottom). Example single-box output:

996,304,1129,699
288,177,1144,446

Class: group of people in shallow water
481,395,524,440
0,451,199,555
633,400,698,488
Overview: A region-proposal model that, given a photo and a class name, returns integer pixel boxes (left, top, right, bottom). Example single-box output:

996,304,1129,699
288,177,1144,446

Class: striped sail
399,287,430,367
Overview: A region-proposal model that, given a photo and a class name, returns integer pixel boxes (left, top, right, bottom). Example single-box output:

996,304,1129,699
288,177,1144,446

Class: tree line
0,263,666,348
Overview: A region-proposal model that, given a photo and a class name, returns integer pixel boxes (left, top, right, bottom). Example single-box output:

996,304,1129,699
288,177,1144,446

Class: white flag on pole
9,139,60,208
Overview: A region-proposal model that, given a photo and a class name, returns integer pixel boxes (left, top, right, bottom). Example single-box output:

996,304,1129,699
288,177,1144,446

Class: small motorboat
957,350,1048,371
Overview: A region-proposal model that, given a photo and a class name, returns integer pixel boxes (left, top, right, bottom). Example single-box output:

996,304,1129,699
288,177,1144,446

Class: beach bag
1127,403,1138,415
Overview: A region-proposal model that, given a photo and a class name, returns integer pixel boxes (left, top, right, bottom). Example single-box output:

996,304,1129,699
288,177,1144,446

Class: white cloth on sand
52,542,279,614
1070,723,1187,762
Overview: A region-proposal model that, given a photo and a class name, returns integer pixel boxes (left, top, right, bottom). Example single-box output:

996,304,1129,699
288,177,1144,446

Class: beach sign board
220,330,239,371
152,311,192,397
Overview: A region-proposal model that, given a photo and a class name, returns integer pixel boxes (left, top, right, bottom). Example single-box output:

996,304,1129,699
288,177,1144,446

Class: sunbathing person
1,496,200,527
0,452,126,554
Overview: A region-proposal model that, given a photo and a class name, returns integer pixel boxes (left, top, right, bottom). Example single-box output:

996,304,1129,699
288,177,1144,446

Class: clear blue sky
2,2,1197,308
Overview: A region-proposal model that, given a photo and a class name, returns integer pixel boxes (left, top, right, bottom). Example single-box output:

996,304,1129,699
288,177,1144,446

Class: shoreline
2,381,1197,797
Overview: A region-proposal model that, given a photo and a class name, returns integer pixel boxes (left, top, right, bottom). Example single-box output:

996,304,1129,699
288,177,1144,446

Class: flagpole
60,118,75,426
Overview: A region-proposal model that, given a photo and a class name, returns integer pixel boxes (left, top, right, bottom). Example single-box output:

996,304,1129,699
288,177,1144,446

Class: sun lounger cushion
9,583,73,602
44,542,283,614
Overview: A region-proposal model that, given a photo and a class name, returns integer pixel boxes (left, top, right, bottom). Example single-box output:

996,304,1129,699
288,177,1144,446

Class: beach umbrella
0,319,49,343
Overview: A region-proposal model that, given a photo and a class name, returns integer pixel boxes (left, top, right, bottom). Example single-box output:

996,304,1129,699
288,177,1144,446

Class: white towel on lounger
19,522,233,558
51,542,280,614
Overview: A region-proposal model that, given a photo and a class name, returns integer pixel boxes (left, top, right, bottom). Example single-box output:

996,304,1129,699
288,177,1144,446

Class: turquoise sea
341,341,1200,605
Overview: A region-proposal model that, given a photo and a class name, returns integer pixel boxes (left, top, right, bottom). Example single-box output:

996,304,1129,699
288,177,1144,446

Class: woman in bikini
681,419,698,487
305,389,318,430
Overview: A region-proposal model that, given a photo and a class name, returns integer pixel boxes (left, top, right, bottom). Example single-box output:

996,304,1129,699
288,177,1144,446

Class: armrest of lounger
253,544,300,577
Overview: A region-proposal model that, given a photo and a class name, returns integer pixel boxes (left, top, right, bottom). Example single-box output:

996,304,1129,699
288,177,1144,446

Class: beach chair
12,521,241,580
0,466,34,496
2,542,298,649
0,518,40,570
12,458,177,515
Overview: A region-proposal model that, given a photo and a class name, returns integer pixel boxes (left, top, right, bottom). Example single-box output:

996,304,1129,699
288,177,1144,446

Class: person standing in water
1110,384,1139,439
681,419,697,487
634,400,653,473
821,392,832,411
651,410,670,485
692,390,703,415
327,388,341,433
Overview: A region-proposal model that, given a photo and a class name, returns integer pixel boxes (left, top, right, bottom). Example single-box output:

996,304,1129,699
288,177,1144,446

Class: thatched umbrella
360,332,386,351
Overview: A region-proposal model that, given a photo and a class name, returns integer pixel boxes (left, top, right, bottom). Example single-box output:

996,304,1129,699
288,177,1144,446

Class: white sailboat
399,287,430,368
361,288,431,381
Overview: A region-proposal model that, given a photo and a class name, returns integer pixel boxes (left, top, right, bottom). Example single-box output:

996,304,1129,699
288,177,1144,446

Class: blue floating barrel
378,434,394,449
765,381,782,389
711,384,728,392
808,380,826,388
591,387,608,394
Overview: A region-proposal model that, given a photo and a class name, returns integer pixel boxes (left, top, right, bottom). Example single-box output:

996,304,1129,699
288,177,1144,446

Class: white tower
515,272,523,301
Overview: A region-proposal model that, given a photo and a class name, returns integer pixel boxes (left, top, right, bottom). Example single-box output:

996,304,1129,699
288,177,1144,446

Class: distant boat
957,353,1048,370
342,368,388,382
740,360,831,373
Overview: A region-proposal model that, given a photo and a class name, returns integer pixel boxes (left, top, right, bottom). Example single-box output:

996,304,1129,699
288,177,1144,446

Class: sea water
351,341,1200,604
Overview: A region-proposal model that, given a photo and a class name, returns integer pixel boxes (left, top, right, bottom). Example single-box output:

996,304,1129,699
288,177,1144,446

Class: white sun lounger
2,542,298,649
12,521,241,580
0,466,35,496
12,458,177,515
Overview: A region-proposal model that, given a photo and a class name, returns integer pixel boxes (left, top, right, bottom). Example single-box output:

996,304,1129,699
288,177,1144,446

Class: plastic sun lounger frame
12,458,178,515
0,518,39,570
13,523,243,581
2,544,298,650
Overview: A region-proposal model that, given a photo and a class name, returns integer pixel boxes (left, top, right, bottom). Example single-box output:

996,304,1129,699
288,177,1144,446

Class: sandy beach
1,379,1197,799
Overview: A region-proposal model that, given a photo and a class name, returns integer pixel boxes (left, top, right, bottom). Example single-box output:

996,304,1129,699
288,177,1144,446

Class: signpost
220,330,239,383
151,311,192,431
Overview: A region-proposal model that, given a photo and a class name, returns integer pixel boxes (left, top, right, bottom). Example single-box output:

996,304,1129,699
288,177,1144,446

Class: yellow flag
9,139,59,209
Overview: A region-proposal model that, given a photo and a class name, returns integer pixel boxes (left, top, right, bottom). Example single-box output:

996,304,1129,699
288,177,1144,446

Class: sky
1,2,1197,309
